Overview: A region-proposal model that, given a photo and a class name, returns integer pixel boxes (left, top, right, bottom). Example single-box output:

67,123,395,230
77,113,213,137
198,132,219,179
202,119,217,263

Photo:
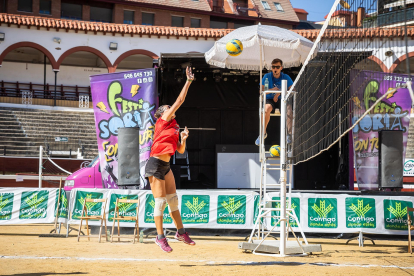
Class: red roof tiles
1,13,414,41
293,8,308,15
0,13,232,38
294,27,414,40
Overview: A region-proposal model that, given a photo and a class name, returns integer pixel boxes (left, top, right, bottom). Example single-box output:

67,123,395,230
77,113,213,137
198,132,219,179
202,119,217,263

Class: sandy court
0,224,413,276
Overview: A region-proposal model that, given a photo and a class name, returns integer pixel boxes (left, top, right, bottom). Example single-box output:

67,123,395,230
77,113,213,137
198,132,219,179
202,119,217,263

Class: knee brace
154,197,167,216
166,193,179,213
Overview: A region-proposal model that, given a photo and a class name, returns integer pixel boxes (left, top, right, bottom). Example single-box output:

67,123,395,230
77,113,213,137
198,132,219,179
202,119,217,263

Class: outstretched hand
181,126,189,141
186,67,194,81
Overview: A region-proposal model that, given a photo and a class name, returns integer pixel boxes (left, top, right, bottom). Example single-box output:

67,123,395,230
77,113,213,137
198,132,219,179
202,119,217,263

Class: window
18,0,32,12
39,0,51,15
210,20,227,29
191,18,201,28
172,16,184,27
124,10,134,24
90,6,112,23
261,1,271,10
234,23,250,28
61,3,82,20
142,12,154,25
273,2,284,12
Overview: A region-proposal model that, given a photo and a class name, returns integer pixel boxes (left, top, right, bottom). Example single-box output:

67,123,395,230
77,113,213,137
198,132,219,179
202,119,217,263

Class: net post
280,79,288,256
39,145,43,188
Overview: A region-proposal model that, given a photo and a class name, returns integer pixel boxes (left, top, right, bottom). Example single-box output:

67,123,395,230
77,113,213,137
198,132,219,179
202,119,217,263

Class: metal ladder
248,80,308,256
173,147,191,180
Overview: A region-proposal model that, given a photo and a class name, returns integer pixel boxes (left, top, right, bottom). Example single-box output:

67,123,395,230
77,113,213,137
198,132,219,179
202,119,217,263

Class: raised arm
162,67,194,121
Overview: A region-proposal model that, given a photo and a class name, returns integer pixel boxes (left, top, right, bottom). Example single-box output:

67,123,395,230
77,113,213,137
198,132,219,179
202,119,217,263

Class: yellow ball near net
226,39,243,56
269,145,281,157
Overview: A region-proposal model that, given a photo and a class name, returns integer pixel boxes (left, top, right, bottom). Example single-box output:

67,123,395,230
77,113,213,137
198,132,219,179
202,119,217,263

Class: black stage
159,53,351,191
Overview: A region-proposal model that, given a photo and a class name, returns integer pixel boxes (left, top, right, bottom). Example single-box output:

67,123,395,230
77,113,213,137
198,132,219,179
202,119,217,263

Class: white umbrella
205,24,316,70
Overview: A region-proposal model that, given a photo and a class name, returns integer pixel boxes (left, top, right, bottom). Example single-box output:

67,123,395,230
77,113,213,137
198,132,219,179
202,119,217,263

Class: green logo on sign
19,191,49,219
108,194,138,222
144,194,172,224
181,195,210,224
0,193,14,220
54,190,68,219
217,195,246,224
271,197,300,227
308,198,337,228
384,199,413,230
345,198,376,228
71,191,103,220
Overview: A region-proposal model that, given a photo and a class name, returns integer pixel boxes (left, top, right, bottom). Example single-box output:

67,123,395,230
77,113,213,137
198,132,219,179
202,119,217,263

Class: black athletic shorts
145,157,171,180
266,98,280,113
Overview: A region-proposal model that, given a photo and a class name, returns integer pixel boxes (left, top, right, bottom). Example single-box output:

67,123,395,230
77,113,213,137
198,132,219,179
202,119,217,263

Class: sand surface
0,224,413,276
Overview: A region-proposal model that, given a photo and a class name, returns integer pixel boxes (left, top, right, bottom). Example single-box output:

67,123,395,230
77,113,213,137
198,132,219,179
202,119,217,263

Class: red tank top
150,118,180,157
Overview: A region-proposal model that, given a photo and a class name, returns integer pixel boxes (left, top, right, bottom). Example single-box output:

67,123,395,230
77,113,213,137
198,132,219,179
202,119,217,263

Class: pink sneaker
175,232,196,245
155,237,173,253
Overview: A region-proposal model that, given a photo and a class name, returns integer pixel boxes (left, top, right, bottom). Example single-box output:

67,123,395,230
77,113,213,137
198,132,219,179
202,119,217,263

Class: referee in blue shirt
255,58,293,146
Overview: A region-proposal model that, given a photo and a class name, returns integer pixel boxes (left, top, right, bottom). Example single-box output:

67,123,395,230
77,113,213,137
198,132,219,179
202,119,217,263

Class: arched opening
57,48,111,87
113,50,158,71
353,56,385,72
0,46,56,101
115,54,154,71
390,53,414,74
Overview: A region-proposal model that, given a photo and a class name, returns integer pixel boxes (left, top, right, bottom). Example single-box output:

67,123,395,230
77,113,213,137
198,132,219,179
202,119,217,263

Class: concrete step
0,133,27,138
0,114,17,119
21,124,95,131
0,121,23,126
28,134,97,140
0,140,97,147
15,115,95,121
0,108,94,115
23,129,95,135
0,125,23,130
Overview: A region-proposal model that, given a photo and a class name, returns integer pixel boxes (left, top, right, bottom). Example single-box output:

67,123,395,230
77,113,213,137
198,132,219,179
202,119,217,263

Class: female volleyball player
145,66,195,253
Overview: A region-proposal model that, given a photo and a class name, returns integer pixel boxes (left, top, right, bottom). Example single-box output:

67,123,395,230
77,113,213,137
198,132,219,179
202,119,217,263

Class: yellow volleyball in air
226,39,243,56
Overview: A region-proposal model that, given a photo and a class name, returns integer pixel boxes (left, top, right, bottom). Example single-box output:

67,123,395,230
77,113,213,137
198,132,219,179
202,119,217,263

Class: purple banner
90,69,157,189
351,70,412,190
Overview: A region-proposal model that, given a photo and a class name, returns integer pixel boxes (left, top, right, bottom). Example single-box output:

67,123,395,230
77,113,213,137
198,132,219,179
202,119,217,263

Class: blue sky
290,0,334,22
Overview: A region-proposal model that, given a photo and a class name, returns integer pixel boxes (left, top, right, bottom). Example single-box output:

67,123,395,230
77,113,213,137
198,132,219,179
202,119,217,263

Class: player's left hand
181,126,189,141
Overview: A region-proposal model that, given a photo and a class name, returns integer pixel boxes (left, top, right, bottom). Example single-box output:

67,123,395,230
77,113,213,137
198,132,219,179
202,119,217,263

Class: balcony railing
0,81,92,108
375,7,414,27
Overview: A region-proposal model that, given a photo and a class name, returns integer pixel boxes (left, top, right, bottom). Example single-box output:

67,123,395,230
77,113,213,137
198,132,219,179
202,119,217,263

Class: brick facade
6,0,61,18
4,0,295,29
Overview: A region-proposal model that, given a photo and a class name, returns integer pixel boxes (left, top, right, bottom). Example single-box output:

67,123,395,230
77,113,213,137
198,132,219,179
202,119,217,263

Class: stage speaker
118,127,142,186
379,130,403,189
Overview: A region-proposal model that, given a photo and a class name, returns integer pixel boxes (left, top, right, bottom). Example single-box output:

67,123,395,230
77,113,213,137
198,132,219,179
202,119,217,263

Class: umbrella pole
259,44,264,163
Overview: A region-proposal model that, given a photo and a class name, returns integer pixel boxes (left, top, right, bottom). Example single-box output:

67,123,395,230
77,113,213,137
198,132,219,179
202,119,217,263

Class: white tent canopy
205,24,316,70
